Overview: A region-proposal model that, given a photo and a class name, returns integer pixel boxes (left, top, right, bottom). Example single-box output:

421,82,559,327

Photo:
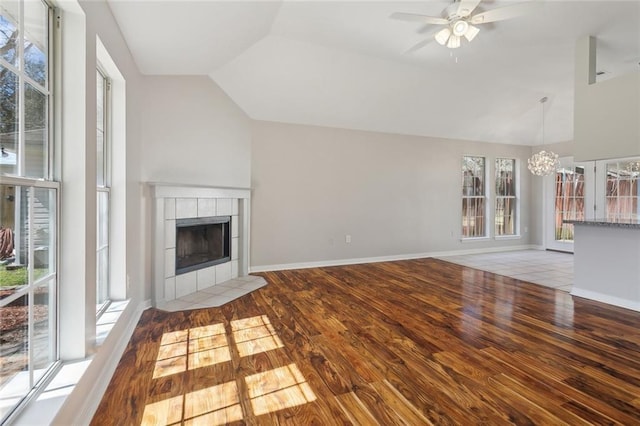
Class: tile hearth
159,275,267,312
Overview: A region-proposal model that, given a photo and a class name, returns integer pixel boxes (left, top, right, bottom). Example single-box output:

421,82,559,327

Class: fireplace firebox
176,216,231,275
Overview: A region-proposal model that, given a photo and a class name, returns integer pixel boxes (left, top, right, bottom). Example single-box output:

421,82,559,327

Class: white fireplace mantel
150,183,251,200
149,183,251,308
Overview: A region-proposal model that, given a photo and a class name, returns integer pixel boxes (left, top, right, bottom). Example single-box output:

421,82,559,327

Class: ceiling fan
391,0,539,51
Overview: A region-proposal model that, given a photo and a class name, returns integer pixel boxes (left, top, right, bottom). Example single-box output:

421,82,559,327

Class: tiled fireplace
150,183,251,308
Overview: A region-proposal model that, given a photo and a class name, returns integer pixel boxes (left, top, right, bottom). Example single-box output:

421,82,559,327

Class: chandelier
528,97,560,176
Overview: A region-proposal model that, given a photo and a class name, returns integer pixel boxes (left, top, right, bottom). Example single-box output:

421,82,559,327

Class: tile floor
438,249,574,292
159,275,267,312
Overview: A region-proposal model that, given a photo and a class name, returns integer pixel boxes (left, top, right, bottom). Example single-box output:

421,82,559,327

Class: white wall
250,121,534,269
141,76,252,188
140,76,252,308
574,36,640,162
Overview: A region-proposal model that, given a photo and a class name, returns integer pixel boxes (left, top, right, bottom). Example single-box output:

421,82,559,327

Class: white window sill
461,236,490,243
13,359,93,425
495,235,521,240
13,300,129,425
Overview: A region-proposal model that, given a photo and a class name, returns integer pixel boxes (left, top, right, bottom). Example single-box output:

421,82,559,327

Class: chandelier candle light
528,97,560,176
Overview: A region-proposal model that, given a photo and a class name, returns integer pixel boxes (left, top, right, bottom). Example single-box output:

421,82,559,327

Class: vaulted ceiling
107,1,640,145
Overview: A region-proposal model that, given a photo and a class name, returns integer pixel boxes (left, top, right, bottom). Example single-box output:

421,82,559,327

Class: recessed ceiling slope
211,34,573,145
107,0,640,145
107,0,281,74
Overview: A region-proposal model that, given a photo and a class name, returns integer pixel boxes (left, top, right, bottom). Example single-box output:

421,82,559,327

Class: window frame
494,157,519,238
0,0,53,180
0,2,58,421
461,155,489,240
96,65,111,315
604,159,639,222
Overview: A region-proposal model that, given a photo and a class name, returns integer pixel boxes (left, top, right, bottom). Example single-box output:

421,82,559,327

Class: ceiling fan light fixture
464,24,480,42
447,34,461,49
394,0,537,52
452,20,469,37
435,27,452,45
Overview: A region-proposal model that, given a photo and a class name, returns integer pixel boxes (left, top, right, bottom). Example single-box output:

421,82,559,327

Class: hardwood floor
92,258,640,425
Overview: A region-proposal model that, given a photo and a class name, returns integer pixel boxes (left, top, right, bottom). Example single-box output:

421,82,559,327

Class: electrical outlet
345,234,351,244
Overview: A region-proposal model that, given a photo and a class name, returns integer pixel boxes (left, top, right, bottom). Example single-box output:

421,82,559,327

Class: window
605,161,639,221
554,165,585,241
0,1,57,422
462,156,486,238
96,68,110,312
495,158,517,236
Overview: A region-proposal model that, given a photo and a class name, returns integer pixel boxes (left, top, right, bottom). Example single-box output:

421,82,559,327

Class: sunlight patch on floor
231,315,284,358
152,324,230,379
143,315,316,425
246,364,317,416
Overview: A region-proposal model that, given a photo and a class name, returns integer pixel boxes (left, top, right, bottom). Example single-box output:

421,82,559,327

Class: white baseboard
52,299,151,425
570,288,640,313
249,245,539,273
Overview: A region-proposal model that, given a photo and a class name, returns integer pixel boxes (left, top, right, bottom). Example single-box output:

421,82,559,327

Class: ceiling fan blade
405,38,433,54
470,2,540,24
390,12,449,25
456,0,482,18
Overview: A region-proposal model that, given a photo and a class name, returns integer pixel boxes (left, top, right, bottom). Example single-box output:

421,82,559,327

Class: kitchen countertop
563,218,640,229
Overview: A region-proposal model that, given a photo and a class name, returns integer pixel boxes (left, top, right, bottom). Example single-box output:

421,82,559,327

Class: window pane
606,162,639,221
97,247,108,305
97,191,108,247
9,186,30,278
495,197,516,236
0,7,18,67
554,166,585,242
495,158,515,196
462,197,485,238
0,185,16,271
97,130,105,187
33,187,54,277
1,185,27,301
23,0,48,87
24,83,47,178
97,190,109,307
462,156,484,196
96,70,106,187
96,71,104,131
0,266,26,302
0,65,19,176
33,280,55,382
0,293,30,419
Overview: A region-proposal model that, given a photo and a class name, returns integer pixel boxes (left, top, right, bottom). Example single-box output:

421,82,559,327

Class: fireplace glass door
176,216,230,274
